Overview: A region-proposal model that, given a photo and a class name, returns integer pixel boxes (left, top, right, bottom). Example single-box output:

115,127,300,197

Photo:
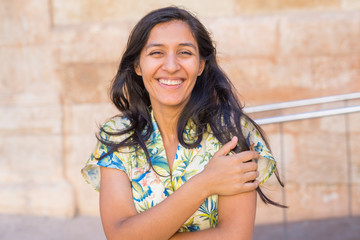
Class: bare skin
100,138,259,240
100,20,259,240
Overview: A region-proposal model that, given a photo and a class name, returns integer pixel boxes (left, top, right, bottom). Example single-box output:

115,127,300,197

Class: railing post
344,101,353,217
280,122,288,240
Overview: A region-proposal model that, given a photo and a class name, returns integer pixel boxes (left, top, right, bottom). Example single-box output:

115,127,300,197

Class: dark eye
149,51,163,56
180,51,192,55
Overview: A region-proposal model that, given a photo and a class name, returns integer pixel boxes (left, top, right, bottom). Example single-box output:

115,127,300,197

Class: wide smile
157,78,184,87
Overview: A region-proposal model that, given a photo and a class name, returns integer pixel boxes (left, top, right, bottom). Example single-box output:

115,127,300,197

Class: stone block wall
0,0,359,224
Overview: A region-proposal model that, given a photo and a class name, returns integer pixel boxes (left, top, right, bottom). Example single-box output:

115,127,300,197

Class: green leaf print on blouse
198,197,218,228
82,111,276,232
180,217,200,232
172,157,197,187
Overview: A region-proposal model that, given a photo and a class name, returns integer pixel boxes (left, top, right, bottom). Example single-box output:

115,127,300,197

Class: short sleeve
241,117,276,186
81,117,133,191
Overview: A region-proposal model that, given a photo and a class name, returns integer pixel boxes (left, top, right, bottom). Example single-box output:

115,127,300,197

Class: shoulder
102,115,131,131
240,115,264,149
99,115,133,143
240,115,262,137
240,115,276,185
240,115,252,129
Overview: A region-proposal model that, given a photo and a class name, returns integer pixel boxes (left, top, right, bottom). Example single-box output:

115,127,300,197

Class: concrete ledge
0,214,358,240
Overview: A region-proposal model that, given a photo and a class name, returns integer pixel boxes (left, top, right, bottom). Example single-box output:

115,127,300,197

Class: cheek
186,61,202,78
142,77,154,92
140,60,162,77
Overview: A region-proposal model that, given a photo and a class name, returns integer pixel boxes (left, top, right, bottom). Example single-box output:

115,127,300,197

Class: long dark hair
99,6,285,207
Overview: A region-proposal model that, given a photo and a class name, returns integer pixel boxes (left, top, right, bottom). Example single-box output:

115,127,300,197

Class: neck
152,104,183,142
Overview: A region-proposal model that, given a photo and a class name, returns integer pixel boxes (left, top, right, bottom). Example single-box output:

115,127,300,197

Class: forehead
146,20,198,47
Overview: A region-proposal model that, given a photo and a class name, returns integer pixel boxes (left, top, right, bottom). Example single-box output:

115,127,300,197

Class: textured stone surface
57,63,116,104
63,103,118,135
352,184,360,215
342,0,360,10
234,0,340,14
52,23,131,64
279,12,360,56
0,106,62,135
65,134,100,215
349,122,360,184
51,0,239,26
224,56,313,104
26,181,75,217
63,104,118,215
0,181,75,217
0,135,64,182
283,117,348,184
1,0,359,223
51,0,154,25
225,54,359,105
253,124,288,224
349,112,360,186
311,55,360,91
208,16,277,57
0,133,75,217
349,112,360,133
0,46,60,106
0,0,50,46
286,183,349,221
256,179,286,224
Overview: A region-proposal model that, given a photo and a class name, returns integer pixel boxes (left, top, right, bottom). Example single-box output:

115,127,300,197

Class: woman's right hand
200,136,260,196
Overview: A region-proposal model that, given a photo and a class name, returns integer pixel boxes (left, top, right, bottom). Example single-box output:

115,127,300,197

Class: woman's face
135,20,205,111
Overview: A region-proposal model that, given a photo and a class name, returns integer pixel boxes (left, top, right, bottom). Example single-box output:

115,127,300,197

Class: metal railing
246,92,360,240
245,92,360,125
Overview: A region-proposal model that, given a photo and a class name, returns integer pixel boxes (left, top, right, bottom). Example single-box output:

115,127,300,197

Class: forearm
170,191,257,240
101,140,259,240
104,173,209,240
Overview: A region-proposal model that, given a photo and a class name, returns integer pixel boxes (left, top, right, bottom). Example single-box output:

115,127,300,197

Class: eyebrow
144,42,197,51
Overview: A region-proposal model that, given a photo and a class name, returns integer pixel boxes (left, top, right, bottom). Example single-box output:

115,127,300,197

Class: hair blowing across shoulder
98,6,286,208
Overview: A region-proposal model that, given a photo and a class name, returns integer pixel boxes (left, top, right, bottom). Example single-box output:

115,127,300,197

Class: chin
160,99,188,108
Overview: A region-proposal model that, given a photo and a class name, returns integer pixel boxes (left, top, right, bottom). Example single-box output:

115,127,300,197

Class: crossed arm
99,137,258,240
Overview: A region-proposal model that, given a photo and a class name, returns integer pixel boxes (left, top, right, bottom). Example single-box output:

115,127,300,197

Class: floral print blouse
81,110,276,232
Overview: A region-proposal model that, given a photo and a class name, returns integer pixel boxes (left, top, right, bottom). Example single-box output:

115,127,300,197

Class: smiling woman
81,6,285,240
134,20,205,113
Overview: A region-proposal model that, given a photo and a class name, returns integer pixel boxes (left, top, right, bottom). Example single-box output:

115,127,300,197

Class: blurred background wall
0,0,359,227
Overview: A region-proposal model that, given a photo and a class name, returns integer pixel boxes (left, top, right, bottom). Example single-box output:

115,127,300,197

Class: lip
156,77,185,88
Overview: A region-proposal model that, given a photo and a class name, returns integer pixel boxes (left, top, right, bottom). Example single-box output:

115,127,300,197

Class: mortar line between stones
48,0,54,29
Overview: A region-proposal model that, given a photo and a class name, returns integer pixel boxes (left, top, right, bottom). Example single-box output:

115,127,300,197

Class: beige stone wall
1,0,359,224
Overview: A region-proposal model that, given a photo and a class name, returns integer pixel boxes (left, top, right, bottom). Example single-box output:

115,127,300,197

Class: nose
162,53,180,73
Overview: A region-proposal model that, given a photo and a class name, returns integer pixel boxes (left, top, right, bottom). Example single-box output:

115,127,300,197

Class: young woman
82,6,284,240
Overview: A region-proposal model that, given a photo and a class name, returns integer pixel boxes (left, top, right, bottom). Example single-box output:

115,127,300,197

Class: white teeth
158,79,183,85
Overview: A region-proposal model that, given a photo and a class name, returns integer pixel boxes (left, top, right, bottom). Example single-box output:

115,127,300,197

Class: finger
242,161,258,172
242,171,259,183
240,180,259,193
214,136,238,157
231,150,260,163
